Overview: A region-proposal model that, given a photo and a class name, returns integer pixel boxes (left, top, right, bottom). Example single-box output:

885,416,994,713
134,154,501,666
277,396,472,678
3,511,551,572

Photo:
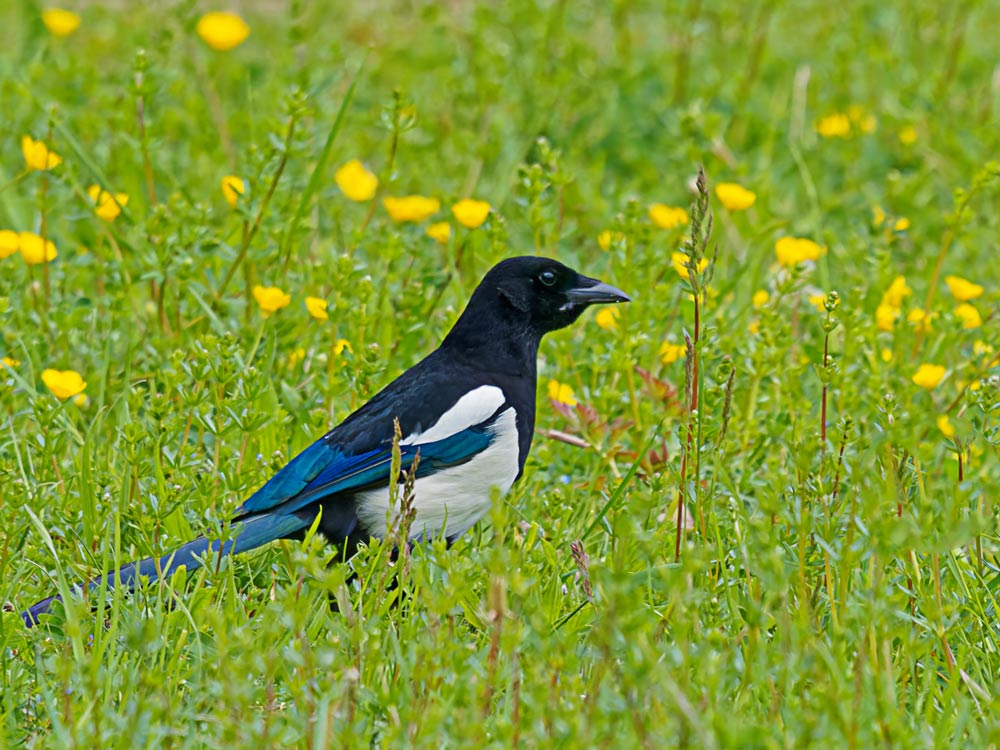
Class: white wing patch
400,385,505,446
357,406,519,541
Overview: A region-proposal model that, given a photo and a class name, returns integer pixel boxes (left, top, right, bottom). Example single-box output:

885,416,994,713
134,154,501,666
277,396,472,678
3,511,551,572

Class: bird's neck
440,310,541,379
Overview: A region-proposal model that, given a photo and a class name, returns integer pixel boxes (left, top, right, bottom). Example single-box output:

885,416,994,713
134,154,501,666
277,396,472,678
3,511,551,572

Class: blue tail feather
21,511,311,627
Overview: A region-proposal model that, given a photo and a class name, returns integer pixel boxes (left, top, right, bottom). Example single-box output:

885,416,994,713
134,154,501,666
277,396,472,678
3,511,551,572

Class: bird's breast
355,396,520,541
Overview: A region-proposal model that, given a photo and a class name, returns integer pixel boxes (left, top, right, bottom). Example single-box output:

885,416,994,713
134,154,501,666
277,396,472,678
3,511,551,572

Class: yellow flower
875,304,900,331
899,126,918,145
714,182,756,211
196,11,250,51
335,159,378,201
2,356,20,368
912,364,946,389
882,276,912,308
382,195,440,223
880,348,893,363
21,135,62,171
547,379,577,407
807,294,826,312
872,205,886,227
659,340,686,364
671,251,708,281
221,175,245,208
426,222,451,244
893,217,910,232
954,303,982,329
815,113,851,138
0,229,19,259
252,285,290,315
597,230,625,250
87,184,128,221
774,236,826,267
648,203,689,230
747,320,760,334
451,199,491,229
74,393,89,407
944,275,984,302
595,307,619,331
41,368,86,399
305,296,329,320
937,415,955,439
19,232,57,264
848,105,877,134
907,307,934,332
41,8,81,37
288,347,307,368
333,339,353,356
752,289,769,308
973,340,994,359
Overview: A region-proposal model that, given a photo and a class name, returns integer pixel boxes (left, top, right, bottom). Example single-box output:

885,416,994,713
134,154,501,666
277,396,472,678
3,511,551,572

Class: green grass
2,0,999,746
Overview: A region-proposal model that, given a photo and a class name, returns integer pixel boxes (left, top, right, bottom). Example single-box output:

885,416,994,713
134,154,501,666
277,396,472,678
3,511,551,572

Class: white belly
355,407,520,540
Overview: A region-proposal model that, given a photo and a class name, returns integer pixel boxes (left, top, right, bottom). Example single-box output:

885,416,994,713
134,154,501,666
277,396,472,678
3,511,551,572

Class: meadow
1,1,999,747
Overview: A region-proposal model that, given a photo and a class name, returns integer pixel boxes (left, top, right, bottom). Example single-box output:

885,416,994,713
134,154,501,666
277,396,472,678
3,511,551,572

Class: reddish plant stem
821,333,829,445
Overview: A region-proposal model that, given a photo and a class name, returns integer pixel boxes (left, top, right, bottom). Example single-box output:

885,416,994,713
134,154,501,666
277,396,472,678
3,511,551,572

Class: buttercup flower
775,237,825,267
19,232,57,264
21,136,62,171
649,204,688,230
944,275,983,302
547,379,577,407
451,199,491,229
196,11,250,51
847,105,877,134
2,356,20,368
807,294,826,312
221,175,245,208
912,364,946,390
880,348,893,363
305,296,329,320
252,285,290,315
660,340,686,364
335,160,378,202
426,222,451,244
41,8,81,37
597,230,625,250
42,368,86,399
671,251,708,281
714,182,756,211
0,230,19,259
899,126,918,145
954,303,982,329
893,217,910,232
872,205,886,227
937,415,955,438
87,185,129,221
875,304,900,331
383,195,440,223
333,339,353,356
774,236,825,267
882,276,911,307
815,113,851,138
907,307,934,332
752,289,769,308
595,307,619,331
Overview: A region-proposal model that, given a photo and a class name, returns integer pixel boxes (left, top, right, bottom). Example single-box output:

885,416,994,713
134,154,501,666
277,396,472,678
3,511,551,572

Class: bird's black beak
564,276,631,306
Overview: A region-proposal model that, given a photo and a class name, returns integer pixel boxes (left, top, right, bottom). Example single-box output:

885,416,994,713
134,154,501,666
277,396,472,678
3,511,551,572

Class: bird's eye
539,270,557,286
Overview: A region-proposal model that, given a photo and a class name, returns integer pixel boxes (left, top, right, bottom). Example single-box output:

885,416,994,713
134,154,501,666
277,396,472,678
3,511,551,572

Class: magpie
22,256,629,627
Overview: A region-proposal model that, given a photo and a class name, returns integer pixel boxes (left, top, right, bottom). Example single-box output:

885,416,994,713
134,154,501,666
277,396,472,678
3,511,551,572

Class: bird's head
455,256,631,341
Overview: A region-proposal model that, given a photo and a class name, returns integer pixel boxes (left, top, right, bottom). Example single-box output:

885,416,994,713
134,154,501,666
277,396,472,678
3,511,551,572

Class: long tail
22,511,311,628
